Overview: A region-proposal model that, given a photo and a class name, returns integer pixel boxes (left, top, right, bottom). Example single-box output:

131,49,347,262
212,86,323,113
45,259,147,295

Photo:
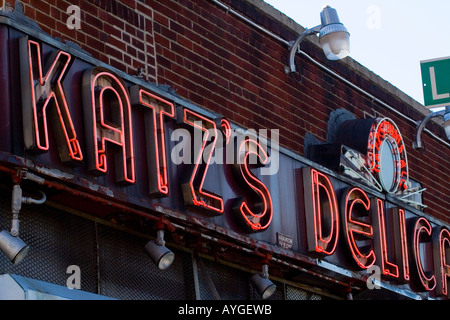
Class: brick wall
15,0,157,82
8,0,450,223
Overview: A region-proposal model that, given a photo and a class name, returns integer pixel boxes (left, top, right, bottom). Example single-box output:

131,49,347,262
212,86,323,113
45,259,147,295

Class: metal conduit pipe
0,165,174,231
22,190,46,205
209,0,450,149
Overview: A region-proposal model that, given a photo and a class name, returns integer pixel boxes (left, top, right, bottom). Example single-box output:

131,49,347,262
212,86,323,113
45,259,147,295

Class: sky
263,0,450,107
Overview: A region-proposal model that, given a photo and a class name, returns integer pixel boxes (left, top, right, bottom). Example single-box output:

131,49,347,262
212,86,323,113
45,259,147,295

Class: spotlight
250,264,276,299
144,229,174,270
318,5,350,61
286,5,350,75
0,230,29,265
0,181,46,265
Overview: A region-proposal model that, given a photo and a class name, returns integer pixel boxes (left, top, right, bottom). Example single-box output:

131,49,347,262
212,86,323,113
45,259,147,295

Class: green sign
420,56,450,109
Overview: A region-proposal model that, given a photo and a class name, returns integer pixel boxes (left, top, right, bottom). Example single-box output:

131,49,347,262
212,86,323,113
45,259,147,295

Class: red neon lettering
373,199,399,278
399,171,408,190
367,118,408,193
82,67,135,184
393,208,410,282
21,38,82,162
341,187,376,269
367,118,409,193
220,118,232,145
433,227,450,297
411,217,436,291
399,160,407,169
181,109,223,214
232,139,273,232
130,86,175,196
303,168,339,255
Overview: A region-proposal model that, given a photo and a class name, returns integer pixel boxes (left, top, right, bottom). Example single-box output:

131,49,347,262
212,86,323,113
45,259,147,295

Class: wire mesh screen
0,192,98,293
0,189,327,300
0,190,193,300
196,256,250,300
286,285,324,300
96,224,194,300
196,256,285,300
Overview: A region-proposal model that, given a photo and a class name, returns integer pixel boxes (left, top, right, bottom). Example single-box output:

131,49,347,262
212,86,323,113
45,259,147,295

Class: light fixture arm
287,25,321,74
10,184,46,237
155,229,166,246
11,185,22,237
0,170,46,265
286,5,350,76
261,264,270,278
413,108,448,149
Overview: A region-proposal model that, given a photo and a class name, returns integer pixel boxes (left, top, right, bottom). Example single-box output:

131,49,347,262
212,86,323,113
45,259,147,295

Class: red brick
13,0,448,224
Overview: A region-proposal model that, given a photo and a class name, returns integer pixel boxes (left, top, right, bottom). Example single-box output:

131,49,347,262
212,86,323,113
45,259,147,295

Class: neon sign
367,118,408,193
391,208,410,282
303,168,339,255
82,67,135,184
341,187,376,269
16,36,450,298
20,38,83,163
130,86,175,196
231,139,273,232
373,199,400,278
434,227,450,296
180,108,224,214
411,217,436,291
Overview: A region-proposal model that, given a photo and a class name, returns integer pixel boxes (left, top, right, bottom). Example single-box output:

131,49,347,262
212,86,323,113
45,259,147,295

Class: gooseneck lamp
286,5,350,75
413,106,450,149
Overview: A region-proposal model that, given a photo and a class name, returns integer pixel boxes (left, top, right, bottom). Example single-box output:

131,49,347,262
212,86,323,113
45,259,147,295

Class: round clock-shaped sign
367,118,408,194
378,136,400,191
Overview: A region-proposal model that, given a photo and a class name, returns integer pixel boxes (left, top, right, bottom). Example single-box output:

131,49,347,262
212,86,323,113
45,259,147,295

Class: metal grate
196,256,286,300
286,285,324,300
0,192,98,293
0,190,193,299
96,225,193,300
0,189,328,300
196,256,250,300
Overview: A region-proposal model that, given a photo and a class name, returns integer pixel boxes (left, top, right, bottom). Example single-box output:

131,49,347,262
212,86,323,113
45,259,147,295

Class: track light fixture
144,229,175,270
0,230,29,265
0,181,46,265
250,264,276,299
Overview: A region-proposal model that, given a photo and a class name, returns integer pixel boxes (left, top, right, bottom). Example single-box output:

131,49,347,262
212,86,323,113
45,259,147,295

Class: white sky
263,0,450,106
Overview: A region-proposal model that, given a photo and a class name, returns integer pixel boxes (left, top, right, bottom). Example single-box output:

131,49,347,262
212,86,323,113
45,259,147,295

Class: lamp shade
250,273,276,299
444,111,450,140
144,239,175,270
0,230,30,265
319,6,350,60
